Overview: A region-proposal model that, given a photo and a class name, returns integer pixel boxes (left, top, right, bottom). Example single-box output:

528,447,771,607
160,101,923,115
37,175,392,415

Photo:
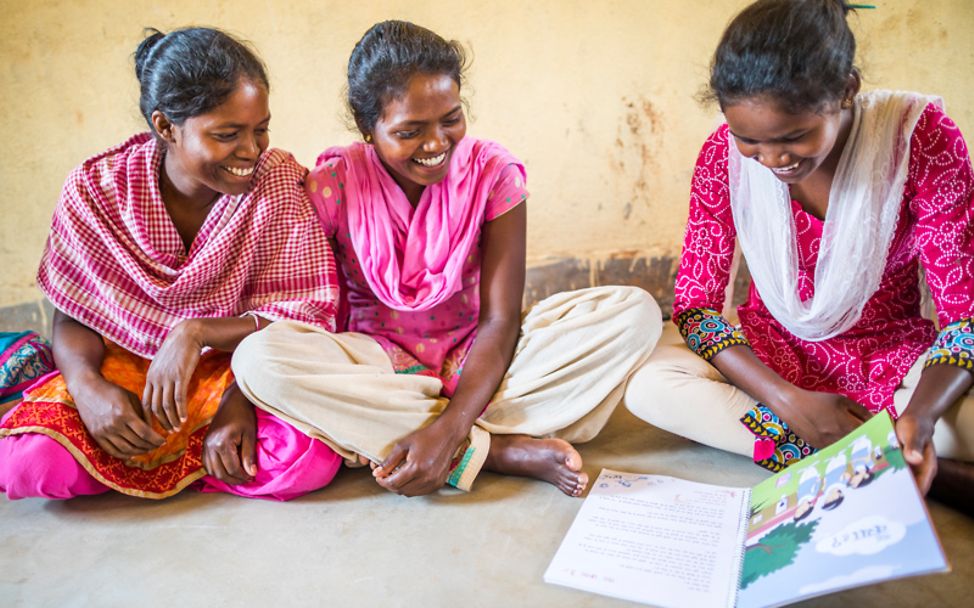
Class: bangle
243,311,261,332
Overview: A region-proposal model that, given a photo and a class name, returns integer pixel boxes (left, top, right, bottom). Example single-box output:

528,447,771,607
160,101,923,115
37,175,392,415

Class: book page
737,412,948,608
544,469,748,608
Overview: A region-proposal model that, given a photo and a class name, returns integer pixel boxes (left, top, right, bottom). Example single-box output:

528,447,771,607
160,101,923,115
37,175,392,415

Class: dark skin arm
374,203,527,496
145,315,268,485
896,365,973,493
54,307,266,484
709,344,871,449
142,315,267,431
712,342,971,495
53,310,165,459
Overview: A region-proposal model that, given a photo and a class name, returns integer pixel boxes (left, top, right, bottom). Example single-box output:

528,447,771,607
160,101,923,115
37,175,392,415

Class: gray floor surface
1,405,970,608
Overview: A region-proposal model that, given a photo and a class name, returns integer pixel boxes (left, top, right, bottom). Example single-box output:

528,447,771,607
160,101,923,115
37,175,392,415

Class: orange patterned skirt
0,342,233,499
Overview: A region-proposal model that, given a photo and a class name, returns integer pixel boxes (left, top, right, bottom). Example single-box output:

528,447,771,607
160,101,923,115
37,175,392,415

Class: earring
841,98,853,109
364,134,373,143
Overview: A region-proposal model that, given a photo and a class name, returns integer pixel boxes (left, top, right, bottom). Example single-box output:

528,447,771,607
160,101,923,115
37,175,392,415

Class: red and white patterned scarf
38,133,339,358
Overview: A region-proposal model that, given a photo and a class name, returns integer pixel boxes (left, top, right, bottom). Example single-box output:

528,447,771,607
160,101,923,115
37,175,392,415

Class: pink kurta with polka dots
307,139,528,395
674,103,974,414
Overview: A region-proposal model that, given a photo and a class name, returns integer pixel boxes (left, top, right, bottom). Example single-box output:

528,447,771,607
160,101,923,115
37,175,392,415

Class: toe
561,443,583,472
576,472,589,492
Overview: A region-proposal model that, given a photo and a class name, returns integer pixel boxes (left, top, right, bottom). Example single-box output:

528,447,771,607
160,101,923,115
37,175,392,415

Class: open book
544,412,948,607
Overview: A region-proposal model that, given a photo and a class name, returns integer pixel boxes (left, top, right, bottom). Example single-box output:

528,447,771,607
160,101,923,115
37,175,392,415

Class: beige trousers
232,286,662,490
624,324,974,461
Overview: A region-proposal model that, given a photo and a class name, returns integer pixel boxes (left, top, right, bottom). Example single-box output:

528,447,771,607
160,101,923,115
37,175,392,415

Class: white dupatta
727,90,940,342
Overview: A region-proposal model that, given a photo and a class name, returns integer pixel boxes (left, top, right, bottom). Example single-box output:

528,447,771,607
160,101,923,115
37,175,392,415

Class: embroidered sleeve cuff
924,318,974,371
676,308,750,361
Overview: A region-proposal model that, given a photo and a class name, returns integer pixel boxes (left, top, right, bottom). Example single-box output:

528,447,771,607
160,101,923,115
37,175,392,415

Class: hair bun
135,28,166,81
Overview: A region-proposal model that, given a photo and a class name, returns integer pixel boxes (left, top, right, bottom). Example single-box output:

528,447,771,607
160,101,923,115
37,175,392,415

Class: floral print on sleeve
676,308,750,361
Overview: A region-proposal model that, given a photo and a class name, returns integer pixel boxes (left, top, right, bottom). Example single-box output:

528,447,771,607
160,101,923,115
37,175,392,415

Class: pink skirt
0,406,342,502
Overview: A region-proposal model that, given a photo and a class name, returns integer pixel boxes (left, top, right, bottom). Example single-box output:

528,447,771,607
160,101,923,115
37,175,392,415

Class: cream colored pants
233,286,662,490
624,324,974,461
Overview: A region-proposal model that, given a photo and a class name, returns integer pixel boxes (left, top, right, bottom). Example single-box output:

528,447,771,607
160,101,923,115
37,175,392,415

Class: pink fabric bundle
318,137,523,312
38,133,340,358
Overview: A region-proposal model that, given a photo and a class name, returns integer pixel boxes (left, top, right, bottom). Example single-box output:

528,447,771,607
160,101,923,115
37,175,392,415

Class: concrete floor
1,405,971,608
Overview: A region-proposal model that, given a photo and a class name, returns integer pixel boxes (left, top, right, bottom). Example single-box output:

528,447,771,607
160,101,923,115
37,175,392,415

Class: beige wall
1,0,972,307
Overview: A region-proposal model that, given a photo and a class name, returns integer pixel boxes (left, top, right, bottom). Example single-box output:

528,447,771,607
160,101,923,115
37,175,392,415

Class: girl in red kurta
625,0,973,510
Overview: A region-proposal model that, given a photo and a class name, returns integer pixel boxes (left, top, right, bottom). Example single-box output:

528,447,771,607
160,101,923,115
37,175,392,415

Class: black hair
135,27,269,130
347,20,467,134
707,0,859,113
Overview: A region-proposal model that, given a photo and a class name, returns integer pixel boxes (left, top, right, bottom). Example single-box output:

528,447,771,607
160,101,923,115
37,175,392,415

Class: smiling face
368,72,466,203
723,95,852,185
154,78,271,205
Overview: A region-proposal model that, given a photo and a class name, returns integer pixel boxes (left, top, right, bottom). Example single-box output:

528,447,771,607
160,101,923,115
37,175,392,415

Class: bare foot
485,435,588,497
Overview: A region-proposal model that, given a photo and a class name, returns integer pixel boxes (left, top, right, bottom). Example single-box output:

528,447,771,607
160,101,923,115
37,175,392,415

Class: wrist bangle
243,311,261,332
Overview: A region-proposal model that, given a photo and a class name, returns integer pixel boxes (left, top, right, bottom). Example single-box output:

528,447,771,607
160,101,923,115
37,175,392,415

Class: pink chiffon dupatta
318,137,524,312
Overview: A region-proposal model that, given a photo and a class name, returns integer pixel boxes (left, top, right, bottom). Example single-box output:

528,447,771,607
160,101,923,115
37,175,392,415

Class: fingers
161,382,180,432
174,379,189,427
374,443,408,479
203,446,225,482
143,375,188,433
118,422,162,452
124,417,165,449
895,419,926,466
914,443,938,495
896,416,938,493
135,391,155,427
95,394,166,459
204,443,248,486
377,461,420,494
102,433,143,458
144,382,172,433
95,436,132,460
141,384,153,424
240,430,258,478
203,431,254,486
217,442,251,485
124,392,165,447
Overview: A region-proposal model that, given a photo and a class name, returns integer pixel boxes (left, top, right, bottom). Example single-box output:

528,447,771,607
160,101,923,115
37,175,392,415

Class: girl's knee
624,359,680,424
598,287,663,355
231,329,272,380
624,287,663,347
231,329,298,402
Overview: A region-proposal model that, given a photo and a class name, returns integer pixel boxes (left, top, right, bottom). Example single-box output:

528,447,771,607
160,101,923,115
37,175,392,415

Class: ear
150,110,177,144
354,119,372,143
844,70,862,102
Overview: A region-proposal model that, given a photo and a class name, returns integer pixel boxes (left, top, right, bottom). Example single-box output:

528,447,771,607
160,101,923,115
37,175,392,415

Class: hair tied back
134,28,166,82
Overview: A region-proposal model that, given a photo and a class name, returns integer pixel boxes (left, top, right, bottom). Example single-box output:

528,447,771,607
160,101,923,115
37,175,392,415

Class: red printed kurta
674,103,974,414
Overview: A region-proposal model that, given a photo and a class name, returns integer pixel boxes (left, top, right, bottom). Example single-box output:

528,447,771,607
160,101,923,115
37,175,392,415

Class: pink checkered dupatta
38,133,339,359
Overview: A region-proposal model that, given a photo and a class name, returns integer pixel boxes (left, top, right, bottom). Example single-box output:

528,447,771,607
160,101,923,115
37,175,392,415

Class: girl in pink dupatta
232,21,661,498
625,0,974,514
0,28,342,501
